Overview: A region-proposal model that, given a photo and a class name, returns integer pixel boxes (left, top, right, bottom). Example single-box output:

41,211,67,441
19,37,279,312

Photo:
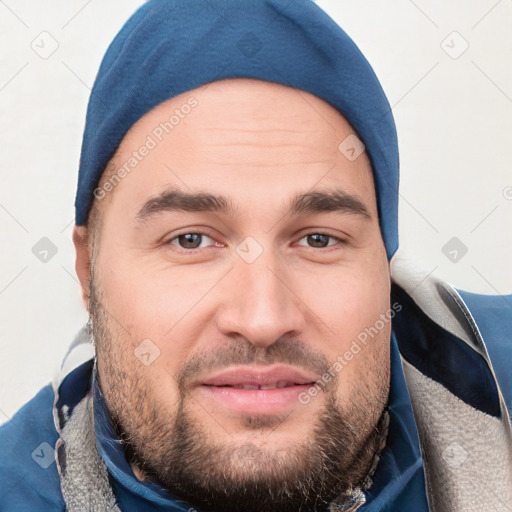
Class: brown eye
298,233,339,248
169,233,214,250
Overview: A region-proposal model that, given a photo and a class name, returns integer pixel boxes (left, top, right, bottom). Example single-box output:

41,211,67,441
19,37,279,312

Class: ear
72,225,92,311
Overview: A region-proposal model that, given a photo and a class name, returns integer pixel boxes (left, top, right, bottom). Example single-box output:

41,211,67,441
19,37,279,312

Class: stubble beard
90,279,390,512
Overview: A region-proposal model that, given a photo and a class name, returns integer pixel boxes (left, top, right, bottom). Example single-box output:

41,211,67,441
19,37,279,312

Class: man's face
83,78,391,512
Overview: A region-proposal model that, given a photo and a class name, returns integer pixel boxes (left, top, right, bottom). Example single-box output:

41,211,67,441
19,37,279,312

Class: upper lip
198,365,318,387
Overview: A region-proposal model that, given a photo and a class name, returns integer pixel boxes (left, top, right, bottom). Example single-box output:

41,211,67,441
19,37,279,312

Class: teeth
232,381,295,390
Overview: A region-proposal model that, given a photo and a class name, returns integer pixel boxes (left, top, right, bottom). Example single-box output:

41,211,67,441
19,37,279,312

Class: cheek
93,279,184,416
95,253,222,380
304,262,390,344
297,253,391,396
96,249,212,335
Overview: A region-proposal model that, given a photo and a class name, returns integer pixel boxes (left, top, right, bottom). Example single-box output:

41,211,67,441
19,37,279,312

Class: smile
196,365,318,415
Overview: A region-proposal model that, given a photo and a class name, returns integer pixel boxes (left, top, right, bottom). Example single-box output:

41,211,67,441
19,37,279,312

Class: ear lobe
72,225,92,311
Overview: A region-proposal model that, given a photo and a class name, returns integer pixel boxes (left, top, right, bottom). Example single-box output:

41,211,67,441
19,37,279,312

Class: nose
216,252,306,348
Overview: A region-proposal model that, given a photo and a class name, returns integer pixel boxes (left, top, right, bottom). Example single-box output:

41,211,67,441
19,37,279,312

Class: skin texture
74,78,392,512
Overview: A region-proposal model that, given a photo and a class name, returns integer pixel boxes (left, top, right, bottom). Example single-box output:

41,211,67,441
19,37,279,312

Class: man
1,0,511,511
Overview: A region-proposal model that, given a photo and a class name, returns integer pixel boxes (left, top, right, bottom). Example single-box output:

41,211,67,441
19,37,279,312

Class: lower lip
198,384,313,415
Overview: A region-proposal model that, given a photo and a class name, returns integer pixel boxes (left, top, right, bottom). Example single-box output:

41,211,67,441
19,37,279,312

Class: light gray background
1,0,511,421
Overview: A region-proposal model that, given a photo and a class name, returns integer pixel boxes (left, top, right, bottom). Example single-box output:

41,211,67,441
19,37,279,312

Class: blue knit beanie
75,0,399,258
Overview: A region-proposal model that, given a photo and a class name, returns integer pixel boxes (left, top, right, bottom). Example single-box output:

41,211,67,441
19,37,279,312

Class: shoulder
456,288,512,414
456,288,512,334
0,384,65,511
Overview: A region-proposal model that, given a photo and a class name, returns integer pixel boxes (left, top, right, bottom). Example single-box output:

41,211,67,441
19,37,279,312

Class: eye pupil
179,233,202,248
307,234,329,248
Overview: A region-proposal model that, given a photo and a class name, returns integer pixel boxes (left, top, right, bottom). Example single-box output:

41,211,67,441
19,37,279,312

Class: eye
297,233,342,248
168,232,216,250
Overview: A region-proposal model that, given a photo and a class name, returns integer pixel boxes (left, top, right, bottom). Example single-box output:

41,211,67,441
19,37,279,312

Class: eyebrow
136,188,371,222
288,190,371,219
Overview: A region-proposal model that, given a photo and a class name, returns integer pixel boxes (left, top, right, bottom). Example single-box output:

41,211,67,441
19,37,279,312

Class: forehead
97,78,376,220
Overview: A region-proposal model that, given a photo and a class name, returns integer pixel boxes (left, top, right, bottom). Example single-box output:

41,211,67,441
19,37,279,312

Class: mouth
196,365,318,415
208,381,306,390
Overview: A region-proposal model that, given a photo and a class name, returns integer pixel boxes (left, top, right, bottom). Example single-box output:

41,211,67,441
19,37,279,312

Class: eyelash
166,231,345,253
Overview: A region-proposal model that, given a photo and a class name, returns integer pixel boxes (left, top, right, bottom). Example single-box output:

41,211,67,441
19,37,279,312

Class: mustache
174,337,333,392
